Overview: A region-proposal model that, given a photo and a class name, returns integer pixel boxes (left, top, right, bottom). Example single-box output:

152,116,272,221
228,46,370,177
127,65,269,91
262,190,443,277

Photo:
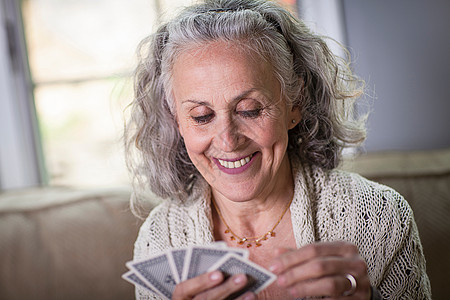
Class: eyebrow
181,88,260,106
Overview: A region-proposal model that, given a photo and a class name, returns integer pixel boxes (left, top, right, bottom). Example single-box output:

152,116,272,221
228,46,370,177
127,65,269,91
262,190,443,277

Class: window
21,0,163,187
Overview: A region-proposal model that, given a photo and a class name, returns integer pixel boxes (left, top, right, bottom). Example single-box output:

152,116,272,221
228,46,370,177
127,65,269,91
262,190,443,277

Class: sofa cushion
0,187,144,300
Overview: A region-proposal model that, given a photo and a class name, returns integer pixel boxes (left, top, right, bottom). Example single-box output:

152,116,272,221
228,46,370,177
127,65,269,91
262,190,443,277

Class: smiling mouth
217,154,254,169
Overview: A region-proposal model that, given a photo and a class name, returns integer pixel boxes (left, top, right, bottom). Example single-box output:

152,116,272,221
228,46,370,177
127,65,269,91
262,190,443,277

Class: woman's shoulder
140,198,186,231
293,158,412,220
307,166,414,235
137,178,211,227
326,168,408,208
143,183,210,223
137,199,198,241
309,168,416,264
134,188,212,260
317,168,414,234
133,200,179,259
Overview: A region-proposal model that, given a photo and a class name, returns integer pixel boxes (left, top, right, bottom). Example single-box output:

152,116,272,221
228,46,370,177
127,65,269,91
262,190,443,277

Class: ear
288,77,304,129
288,105,301,130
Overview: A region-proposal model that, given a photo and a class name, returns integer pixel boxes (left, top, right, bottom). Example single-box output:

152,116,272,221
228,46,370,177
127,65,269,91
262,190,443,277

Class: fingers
269,241,358,274
235,291,256,300
199,274,249,300
173,271,224,299
273,247,290,256
172,271,256,300
276,256,359,286
285,272,370,299
270,242,371,299
286,274,355,298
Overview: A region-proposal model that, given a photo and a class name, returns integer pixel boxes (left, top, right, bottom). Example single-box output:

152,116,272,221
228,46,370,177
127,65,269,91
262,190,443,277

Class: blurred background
0,0,449,299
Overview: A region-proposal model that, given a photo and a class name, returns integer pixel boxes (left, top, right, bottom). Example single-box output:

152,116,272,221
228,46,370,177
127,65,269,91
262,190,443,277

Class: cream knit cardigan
134,159,431,299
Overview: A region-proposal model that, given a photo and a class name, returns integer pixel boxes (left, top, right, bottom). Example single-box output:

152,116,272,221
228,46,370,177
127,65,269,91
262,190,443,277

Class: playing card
182,245,249,281
121,270,157,293
167,242,228,283
211,241,227,248
167,248,186,283
208,253,276,296
126,253,177,300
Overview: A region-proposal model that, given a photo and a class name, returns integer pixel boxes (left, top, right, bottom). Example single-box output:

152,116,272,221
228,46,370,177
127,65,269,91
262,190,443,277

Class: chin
212,183,259,202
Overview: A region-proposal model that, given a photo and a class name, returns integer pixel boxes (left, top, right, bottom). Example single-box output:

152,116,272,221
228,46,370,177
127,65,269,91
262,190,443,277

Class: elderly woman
125,0,431,299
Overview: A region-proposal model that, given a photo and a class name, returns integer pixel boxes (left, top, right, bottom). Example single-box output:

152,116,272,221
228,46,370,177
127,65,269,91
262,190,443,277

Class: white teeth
218,154,253,169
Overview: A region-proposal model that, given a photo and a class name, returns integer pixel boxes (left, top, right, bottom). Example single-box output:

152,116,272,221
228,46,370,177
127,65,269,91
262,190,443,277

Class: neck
212,184,293,225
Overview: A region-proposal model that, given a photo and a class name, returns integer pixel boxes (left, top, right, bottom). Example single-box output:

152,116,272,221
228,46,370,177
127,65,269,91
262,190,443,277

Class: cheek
182,129,214,175
182,127,211,157
255,119,289,148
176,109,212,158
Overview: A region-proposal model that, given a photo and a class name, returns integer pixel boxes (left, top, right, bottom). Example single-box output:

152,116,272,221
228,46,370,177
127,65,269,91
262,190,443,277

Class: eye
235,98,264,119
237,108,262,119
192,113,214,124
189,105,214,124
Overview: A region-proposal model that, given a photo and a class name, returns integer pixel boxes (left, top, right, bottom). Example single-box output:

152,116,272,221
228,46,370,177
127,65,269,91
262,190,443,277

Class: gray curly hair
124,0,366,204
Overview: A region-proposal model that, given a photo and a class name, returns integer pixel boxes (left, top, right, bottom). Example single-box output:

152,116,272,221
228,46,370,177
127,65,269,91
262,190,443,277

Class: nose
217,118,245,152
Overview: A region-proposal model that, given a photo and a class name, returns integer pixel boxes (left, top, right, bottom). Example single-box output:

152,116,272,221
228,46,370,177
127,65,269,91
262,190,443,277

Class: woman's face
172,42,300,202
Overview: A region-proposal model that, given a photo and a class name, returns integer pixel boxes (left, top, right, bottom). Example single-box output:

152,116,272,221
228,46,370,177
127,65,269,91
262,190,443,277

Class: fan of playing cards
122,242,276,299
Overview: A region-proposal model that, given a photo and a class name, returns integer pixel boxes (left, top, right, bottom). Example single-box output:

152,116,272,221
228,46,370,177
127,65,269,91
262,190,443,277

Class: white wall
343,0,450,152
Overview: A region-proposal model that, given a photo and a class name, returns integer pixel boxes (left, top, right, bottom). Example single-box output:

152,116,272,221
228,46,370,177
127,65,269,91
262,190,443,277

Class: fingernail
268,263,280,273
209,271,221,281
233,274,246,284
243,293,255,300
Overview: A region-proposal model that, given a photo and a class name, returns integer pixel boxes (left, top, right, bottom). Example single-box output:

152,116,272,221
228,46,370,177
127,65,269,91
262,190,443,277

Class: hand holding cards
123,242,276,299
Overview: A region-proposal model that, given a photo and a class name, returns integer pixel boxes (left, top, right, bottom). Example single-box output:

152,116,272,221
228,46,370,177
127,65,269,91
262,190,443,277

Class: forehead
171,41,278,101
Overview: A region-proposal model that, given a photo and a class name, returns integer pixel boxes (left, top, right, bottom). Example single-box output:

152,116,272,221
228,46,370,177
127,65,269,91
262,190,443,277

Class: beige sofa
0,149,449,299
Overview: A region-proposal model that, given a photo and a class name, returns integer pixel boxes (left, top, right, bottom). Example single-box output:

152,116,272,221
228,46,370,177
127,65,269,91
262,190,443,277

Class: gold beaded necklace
212,197,293,248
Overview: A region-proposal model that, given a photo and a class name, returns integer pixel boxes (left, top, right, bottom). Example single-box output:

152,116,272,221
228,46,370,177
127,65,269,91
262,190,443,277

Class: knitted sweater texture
133,160,431,299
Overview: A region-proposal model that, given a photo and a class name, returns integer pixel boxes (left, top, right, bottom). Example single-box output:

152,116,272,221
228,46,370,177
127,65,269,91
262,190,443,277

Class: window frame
0,0,45,190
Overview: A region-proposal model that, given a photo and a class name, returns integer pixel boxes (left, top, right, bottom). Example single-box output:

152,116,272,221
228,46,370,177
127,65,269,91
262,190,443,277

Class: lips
217,154,253,169
213,152,257,175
